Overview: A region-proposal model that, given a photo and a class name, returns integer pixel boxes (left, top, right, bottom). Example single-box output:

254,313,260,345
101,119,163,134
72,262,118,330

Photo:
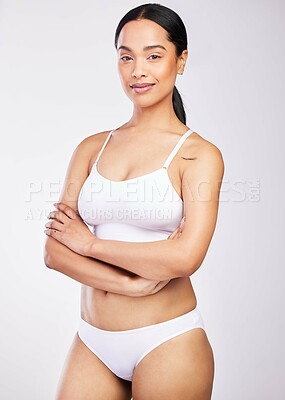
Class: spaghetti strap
163,129,194,169
94,129,115,165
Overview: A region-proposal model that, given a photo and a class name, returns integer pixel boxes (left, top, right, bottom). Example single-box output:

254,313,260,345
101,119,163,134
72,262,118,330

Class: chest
78,163,184,233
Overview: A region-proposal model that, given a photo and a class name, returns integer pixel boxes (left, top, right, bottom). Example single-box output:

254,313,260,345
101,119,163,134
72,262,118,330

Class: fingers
53,202,78,220
180,215,186,227
47,210,66,223
167,226,180,239
172,230,182,239
151,279,171,294
44,228,60,237
167,215,186,239
45,218,63,232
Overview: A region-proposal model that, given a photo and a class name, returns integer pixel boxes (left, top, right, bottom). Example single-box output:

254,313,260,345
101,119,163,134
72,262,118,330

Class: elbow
44,251,53,269
178,263,198,278
176,253,202,278
180,253,208,277
168,252,193,279
43,238,55,269
175,240,209,277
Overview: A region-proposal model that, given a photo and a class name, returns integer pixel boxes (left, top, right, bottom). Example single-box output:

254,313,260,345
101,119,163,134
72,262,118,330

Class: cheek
153,60,177,80
158,66,173,79
118,65,132,86
155,65,177,88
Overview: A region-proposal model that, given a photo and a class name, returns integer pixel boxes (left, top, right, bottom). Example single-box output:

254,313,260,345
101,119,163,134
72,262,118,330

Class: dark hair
114,3,188,124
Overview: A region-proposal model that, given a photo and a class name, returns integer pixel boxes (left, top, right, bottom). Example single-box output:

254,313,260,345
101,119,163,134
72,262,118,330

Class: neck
127,93,183,134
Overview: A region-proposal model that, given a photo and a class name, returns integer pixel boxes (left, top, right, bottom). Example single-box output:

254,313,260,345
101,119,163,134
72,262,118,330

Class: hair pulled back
114,3,188,124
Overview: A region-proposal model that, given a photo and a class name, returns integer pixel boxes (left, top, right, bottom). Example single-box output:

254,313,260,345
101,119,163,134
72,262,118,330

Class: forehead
117,19,170,49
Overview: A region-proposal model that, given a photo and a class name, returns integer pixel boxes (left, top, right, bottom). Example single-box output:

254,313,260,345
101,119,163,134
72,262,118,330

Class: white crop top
78,128,194,242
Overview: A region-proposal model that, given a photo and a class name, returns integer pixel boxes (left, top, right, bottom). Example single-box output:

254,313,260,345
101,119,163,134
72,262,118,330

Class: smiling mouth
130,83,155,88
130,83,156,93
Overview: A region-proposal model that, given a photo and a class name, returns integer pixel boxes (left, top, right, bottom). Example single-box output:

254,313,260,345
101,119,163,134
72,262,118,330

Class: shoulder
181,130,225,182
56,129,113,212
74,129,112,167
77,129,111,151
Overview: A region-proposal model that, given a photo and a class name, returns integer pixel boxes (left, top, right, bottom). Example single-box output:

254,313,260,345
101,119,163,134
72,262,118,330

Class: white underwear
77,306,206,381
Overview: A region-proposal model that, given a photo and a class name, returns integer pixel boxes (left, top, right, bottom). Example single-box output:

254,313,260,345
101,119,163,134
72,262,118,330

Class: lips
130,83,155,88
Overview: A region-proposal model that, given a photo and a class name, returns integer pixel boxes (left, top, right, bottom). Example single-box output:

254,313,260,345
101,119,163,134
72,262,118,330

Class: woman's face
116,19,187,107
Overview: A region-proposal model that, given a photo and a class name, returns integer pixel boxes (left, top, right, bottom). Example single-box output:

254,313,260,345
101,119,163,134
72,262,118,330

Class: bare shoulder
74,129,113,168
82,129,111,144
56,129,112,212
181,130,225,181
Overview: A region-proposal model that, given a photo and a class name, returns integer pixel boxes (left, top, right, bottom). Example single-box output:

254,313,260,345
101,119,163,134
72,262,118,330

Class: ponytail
172,86,186,124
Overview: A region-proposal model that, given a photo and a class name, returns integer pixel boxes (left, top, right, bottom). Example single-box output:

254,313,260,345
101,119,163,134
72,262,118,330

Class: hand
44,203,95,256
167,215,186,240
126,215,186,297
129,275,171,297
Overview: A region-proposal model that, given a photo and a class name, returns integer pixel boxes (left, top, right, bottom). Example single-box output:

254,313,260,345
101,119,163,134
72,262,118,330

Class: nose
131,60,148,78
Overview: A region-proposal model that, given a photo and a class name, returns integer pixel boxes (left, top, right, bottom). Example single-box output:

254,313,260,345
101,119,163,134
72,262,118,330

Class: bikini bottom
77,306,205,382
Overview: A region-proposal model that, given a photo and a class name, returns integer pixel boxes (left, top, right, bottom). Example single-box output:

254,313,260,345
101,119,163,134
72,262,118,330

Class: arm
44,234,133,295
50,143,224,281
85,144,224,280
43,132,170,296
44,235,169,297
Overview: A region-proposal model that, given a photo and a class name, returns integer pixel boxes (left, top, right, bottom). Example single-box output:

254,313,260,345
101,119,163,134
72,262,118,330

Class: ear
177,50,188,75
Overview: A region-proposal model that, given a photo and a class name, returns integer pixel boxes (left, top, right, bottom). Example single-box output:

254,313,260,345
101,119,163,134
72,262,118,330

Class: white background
0,0,284,398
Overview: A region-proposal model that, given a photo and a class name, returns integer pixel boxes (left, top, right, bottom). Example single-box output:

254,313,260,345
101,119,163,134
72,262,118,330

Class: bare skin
53,129,217,400
48,18,223,400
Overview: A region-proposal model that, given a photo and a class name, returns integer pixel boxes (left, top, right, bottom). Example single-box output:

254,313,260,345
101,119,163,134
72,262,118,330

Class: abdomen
80,277,197,331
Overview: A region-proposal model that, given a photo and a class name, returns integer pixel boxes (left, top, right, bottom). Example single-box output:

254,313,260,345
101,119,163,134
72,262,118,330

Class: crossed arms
43,133,224,295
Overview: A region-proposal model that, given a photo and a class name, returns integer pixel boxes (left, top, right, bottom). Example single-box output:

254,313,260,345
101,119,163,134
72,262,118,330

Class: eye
148,54,161,60
120,55,133,62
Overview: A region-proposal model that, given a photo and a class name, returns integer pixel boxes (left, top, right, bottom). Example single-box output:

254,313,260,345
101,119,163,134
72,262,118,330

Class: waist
80,277,197,331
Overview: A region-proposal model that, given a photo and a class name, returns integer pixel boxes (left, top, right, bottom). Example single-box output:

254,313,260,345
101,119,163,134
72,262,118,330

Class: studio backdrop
0,0,284,399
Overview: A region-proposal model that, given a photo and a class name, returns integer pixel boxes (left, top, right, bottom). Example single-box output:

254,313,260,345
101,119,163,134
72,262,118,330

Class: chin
131,98,160,108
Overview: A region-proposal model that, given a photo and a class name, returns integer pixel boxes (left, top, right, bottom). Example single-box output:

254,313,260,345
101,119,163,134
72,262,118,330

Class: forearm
43,236,137,296
86,237,187,281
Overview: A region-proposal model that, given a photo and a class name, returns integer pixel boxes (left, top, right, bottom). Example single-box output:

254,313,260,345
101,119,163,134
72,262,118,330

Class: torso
81,277,197,331
79,125,206,331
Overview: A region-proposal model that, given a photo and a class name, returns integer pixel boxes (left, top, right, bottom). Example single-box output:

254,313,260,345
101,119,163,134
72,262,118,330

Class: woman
44,3,224,399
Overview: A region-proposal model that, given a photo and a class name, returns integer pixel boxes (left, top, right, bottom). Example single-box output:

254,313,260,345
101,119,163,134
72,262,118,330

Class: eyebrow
117,44,167,52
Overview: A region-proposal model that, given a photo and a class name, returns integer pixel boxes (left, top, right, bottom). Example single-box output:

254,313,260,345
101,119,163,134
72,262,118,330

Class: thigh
132,328,214,400
55,332,132,400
